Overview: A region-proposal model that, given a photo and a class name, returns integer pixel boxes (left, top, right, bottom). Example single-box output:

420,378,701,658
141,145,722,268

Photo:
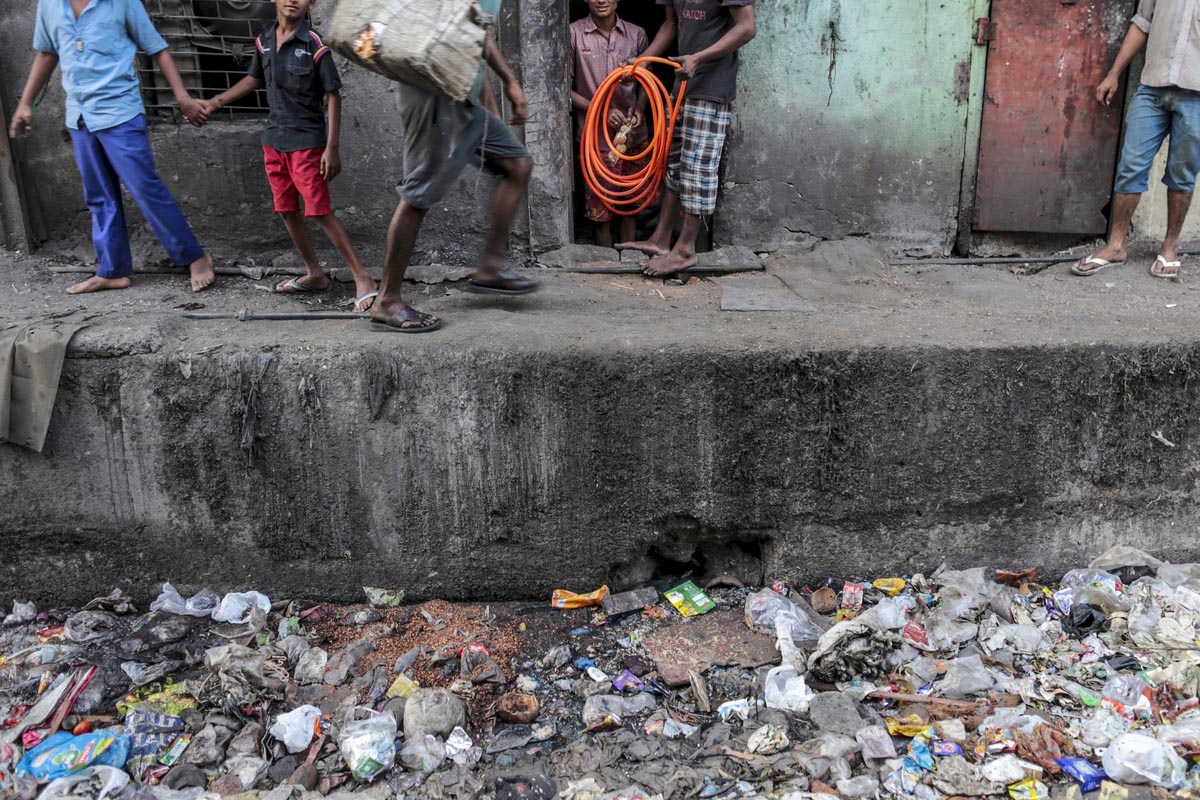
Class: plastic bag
337,707,397,782
269,705,321,754
582,693,656,726
149,583,220,617
745,590,825,644
1061,569,1128,612
1102,674,1147,707
1101,733,1185,787
1089,545,1163,572
211,591,271,624
856,725,898,761
35,766,129,800
399,734,446,772
17,731,131,781
763,664,813,713
864,595,917,630
938,655,995,699
4,600,36,626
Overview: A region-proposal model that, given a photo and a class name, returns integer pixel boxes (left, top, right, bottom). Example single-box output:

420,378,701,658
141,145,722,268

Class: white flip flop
1071,256,1125,277
351,290,379,312
1150,254,1181,279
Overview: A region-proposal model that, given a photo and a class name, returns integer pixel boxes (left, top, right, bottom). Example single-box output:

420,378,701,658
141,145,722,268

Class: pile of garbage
4,547,1200,800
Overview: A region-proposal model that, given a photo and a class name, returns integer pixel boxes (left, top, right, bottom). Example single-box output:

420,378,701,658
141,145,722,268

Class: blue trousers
69,115,204,279
1114,84,1200,195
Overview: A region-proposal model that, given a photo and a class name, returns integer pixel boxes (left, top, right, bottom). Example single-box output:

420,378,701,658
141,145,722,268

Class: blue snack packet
1054,757,1106,793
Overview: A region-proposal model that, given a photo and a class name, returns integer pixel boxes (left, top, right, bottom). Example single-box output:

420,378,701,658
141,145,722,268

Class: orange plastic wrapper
551,586,610,609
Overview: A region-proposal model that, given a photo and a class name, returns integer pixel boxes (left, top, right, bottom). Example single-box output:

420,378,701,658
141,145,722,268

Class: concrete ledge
5,327,1200,605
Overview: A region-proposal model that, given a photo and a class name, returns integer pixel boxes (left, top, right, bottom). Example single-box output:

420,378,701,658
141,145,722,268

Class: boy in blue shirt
9,0,216,294
199,0,379,311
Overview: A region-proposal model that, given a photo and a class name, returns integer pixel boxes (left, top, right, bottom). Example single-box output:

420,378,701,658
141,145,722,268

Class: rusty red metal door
973,0,1132,234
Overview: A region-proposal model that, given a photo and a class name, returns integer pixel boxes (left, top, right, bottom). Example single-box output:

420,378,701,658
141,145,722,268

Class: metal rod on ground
181,309,367,321
48,265,305,276
561,264,764,274
894,248,1200,266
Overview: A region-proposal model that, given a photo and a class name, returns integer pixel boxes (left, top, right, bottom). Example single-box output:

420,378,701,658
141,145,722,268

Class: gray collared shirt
1134,0,1200,91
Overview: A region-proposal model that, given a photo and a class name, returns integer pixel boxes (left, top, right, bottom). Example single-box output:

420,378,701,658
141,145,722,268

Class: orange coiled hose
581,57,686,217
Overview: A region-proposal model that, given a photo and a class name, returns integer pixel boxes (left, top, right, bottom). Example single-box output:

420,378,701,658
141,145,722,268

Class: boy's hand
607,108,627,132
179,96,210,127
321,147,341,181
9,104,33,139
505,79,528,126
1096,73,1120,106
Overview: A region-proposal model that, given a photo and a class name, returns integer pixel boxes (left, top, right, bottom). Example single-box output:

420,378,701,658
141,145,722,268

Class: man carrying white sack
369,0,538,333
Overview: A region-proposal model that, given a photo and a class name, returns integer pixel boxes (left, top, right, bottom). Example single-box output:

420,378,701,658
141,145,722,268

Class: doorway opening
568,0,673,245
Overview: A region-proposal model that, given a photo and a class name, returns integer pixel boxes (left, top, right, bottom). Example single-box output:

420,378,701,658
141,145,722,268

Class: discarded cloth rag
0,317,87,452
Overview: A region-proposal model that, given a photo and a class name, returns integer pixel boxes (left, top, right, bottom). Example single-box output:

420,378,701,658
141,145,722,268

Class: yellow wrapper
386,674,420,698
872,578,906,596
551,586,610,609
886,715,933,738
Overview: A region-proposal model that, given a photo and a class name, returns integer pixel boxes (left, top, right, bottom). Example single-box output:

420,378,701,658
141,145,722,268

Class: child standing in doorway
9,0,217,294
571,0,649,247
201,0,378,311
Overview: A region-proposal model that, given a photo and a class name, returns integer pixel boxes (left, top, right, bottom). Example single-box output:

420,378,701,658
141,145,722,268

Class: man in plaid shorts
621,0,755,275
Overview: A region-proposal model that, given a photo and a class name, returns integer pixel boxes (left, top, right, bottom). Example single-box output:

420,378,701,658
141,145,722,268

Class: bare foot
617,239,669,256
66,276,132,295
642,249,697,277
189,253,216,293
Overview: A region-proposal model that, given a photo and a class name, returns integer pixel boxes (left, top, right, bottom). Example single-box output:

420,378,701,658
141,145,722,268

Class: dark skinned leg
621,189,677,255
1161,189,1192,262
371,200,440,329
313,213,378,308
276,212,329,292
617,214,636,246
476,155,533,277
1083,192,1140,265
595,220,614,249
643,212,701,276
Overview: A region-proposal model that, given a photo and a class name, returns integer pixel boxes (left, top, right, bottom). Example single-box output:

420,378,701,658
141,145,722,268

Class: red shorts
263,145,332,217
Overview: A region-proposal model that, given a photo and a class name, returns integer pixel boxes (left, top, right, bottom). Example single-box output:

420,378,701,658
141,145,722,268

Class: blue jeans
70,115,204,279
1114,84,1200,195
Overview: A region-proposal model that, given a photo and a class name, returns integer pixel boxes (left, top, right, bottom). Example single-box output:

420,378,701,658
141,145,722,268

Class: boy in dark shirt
622,0,755,275
202,0,378,310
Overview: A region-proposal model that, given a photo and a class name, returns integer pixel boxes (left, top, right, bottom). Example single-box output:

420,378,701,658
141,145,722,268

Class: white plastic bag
337,707,397,781
212,591,271,624
36,766,129,800
1101,733,1186,787
763,664,813,713
269,705,321,753
863,595,916,630
149,582,220,617
745,590,825,644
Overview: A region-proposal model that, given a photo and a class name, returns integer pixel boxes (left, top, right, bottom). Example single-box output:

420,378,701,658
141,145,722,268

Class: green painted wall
719,0,982,255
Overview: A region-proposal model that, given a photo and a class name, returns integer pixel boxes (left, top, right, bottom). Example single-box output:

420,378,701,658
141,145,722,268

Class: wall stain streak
826,2,842,105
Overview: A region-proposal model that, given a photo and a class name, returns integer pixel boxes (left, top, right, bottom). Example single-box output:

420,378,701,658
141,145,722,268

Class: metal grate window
137,0,276,120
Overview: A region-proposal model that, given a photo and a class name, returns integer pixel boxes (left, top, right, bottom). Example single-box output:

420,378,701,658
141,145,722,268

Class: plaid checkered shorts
665,98,732,217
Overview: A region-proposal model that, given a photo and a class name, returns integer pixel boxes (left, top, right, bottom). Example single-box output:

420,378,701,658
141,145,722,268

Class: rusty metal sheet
641,608,779,687
973,0,1133,234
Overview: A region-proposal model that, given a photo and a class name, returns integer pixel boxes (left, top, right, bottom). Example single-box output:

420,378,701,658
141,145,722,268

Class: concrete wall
0,2,569,266
5,329,1200,606
719,0,980,255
